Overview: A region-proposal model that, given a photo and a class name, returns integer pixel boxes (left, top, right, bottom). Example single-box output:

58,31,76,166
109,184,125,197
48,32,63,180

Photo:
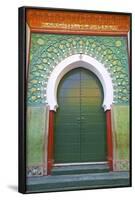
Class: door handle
76,117,85,121
76,117,81,121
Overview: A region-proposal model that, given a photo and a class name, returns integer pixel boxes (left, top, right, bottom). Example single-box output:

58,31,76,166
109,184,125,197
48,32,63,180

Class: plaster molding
46,54,113,112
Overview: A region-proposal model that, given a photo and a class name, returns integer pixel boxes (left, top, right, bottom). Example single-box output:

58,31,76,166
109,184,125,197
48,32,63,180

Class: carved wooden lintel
26,9,130,34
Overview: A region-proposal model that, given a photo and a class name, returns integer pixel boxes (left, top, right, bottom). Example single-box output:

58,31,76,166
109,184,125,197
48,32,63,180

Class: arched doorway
47,54,113,174
54,68,107,164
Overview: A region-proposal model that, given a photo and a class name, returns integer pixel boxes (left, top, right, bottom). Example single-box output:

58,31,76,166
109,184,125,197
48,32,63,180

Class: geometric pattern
114,160,129,171
27,34,129,105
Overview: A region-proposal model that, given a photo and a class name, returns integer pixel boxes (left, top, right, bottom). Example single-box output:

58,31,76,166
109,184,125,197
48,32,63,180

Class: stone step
27,172,130,193
51,163,109,175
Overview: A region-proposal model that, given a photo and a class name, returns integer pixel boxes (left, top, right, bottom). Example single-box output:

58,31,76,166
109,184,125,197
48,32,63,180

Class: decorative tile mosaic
27,34,129,105
111,105,129,171
114,160,129,171
27,165,44,177
27,106,47,166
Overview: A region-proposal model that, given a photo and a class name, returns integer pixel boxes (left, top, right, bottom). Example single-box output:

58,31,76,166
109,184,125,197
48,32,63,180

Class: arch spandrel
46,54,113,111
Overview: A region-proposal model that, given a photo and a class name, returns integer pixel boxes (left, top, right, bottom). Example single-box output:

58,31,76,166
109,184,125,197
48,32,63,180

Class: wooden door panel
55,153,80,163
81,153,106,162
59,88,80,97
81,105,103,113
58,107,80,113
59,97,80,106
54,68,81,163
80,68,107,162
81,97,101,105
54,68,107,163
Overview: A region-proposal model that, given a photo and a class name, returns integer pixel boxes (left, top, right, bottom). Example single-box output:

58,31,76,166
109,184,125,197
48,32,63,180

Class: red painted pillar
106,110,113,171
47,110,54,175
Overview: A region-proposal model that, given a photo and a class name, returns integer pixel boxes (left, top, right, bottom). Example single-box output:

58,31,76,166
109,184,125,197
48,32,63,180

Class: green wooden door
54,68,107,164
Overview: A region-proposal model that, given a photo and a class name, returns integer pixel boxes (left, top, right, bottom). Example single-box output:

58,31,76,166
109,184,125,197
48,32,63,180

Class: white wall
0,0,134,199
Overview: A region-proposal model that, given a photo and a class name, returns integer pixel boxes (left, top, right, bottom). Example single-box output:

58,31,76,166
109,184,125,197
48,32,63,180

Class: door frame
47,54,114,175
47,110,113,174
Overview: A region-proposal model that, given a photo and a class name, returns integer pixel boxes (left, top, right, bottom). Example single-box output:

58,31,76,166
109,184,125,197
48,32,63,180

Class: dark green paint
54,68,107,163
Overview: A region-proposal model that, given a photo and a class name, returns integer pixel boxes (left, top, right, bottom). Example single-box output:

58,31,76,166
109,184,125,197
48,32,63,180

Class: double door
54,68,107,164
